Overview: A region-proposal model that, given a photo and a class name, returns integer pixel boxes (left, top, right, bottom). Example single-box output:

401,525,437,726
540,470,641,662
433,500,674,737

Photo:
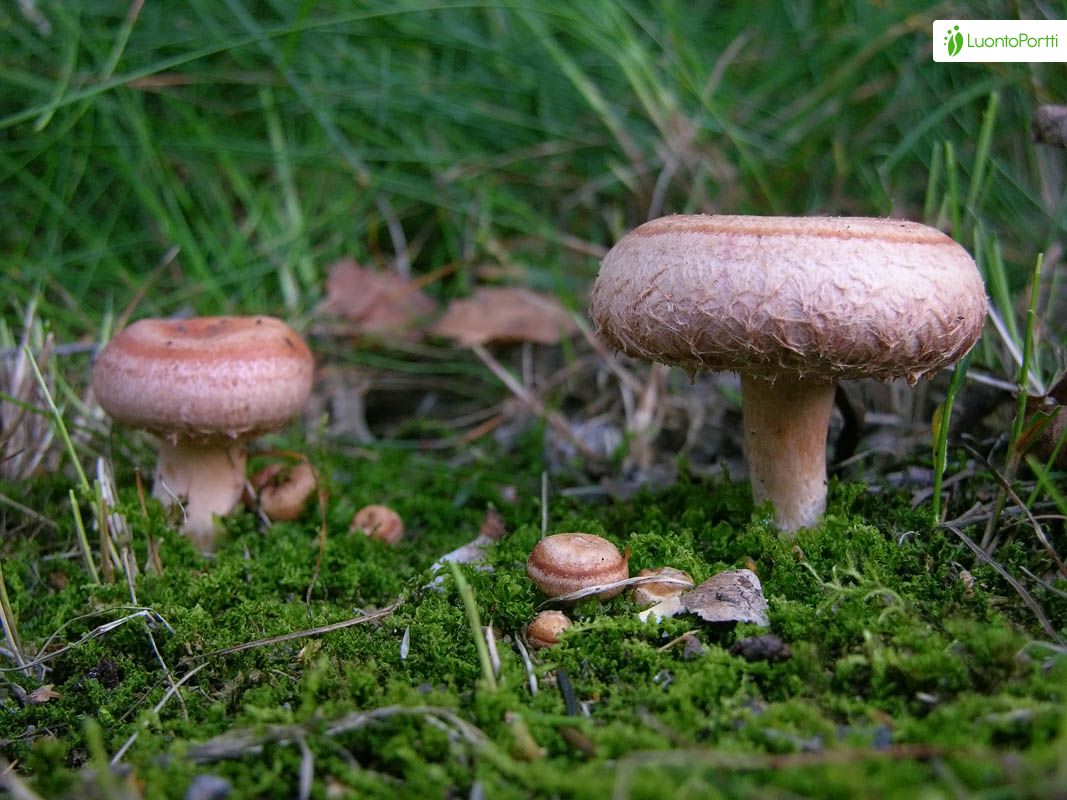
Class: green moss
1,452,1064,798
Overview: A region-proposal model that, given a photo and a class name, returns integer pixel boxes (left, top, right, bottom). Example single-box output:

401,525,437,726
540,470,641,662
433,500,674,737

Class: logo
934,20,1067,62
944,24,964,56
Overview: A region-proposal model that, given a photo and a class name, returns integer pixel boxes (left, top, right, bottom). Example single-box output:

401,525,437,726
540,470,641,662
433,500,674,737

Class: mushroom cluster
590,215,988,532
93,316,314,550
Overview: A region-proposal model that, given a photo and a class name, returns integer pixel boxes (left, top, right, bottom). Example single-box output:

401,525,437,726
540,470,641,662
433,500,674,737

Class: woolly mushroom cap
93,316,314,443
589,215,987,384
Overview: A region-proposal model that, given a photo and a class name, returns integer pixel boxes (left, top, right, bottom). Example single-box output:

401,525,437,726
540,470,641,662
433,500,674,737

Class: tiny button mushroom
631,567,693,607
350,504,405,544
249,461,317,522
527,610,572,649
92,315,314,551
590,215,988,532
526,532,629,602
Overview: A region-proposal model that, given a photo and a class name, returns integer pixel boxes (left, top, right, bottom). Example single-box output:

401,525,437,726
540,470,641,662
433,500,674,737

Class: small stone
730,634,792,662
681,633,706,660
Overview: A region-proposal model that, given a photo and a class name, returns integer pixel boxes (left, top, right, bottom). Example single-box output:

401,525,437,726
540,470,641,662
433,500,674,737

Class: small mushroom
92,316,314,550
631,567,693,607
527,610,572,649
526,532,629,602
350,504,404,544
249,462,317,521
591,215,988,531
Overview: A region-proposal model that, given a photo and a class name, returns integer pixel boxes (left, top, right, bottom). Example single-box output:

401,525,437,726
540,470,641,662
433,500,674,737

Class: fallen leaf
27,684,62,704
321,259,436,339
431,287,577,346
1021,373,1067,468
681,568,770,627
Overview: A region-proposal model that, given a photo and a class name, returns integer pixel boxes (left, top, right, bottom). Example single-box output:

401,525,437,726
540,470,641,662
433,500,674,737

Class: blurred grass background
1,5,1066,795
2,0,1064,334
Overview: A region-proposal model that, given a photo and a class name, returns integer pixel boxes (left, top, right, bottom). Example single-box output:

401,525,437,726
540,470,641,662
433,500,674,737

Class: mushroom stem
152,440,247,551
740,373,836,533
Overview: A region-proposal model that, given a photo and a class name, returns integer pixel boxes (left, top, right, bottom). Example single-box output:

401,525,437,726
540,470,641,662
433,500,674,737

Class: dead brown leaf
431,287,577,347
321,259,436,339
1021,373,1067,468
26,684,62,704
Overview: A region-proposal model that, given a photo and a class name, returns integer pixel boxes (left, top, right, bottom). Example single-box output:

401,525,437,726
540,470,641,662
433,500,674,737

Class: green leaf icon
945,25,964,57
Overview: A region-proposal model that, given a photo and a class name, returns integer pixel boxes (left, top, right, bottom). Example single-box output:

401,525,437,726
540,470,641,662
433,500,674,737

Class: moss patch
1,451,1064,798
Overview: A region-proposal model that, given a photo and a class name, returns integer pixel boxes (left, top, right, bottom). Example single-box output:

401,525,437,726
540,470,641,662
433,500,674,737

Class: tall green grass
3,1,1062,328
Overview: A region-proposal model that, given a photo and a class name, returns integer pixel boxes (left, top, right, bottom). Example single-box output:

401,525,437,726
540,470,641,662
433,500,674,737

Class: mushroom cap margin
589,215,988,383
92,316,314,442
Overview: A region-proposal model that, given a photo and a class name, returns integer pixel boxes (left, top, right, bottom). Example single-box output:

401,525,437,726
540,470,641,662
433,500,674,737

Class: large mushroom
590,215,987,532
93,316,314,550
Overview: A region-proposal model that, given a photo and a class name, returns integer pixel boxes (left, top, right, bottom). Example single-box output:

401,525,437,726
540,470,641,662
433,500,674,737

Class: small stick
0,492,58,530
0,607,168,673
297,734,314,800
0,758,47,800
471,343,603,464
199,603,399,659
68,490,100,585
513,637,538,696
121,546,186,723
110,662,207,764
942,521,1062,644
963,443,1067,578
0,562,28,677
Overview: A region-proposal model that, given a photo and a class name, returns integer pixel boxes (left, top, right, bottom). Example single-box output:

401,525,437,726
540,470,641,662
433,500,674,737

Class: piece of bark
681,568,770,627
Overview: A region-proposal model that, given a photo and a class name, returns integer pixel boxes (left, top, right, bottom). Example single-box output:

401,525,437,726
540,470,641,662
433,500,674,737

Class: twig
543,573,693,607
187,705,487,763
962,443,1067,578
121,544,186,723
110,662,207,764
0,607,172,673
0,491,58,529
199,603,399,659
513,637,538,696
297,734,314,800
0,759,46,800
0,342,97,361
471,343,603,464
0,561,28,677
941,522,1063,644
1020,566,1067,600
571,313,644,396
